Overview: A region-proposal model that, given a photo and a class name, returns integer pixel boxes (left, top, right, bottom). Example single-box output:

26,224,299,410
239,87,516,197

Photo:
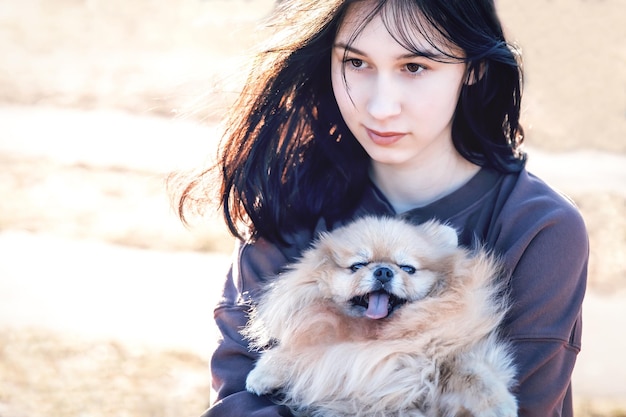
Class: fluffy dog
243,216,517,417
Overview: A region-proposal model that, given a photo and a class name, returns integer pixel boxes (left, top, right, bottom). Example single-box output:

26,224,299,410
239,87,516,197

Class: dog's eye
349,262,368,272
400,265,417,274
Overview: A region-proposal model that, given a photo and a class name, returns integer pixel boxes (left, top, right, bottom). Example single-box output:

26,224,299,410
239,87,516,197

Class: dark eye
400,265,417,274
347,58,363,68
405,63,425,74
349,262,368,272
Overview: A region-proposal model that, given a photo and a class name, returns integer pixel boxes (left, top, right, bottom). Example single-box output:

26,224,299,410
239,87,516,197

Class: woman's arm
201,239,296,417
500,199,588,417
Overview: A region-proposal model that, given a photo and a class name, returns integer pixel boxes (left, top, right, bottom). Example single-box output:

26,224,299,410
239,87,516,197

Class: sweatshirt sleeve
201,239,295,417
497,189,589,417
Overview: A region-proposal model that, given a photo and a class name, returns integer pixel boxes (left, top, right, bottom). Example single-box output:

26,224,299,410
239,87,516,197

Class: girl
176,0,588,415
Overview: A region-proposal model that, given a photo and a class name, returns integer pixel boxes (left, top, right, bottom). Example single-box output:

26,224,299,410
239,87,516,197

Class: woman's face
331,2,468,169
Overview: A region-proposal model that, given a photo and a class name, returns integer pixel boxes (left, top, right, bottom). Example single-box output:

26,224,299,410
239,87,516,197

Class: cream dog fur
243,216,517,417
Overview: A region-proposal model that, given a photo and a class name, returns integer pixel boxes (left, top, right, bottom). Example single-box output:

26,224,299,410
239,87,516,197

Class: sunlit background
0,0,625,416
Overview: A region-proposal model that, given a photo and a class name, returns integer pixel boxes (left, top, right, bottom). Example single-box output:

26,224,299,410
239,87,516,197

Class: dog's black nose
373,266,394,283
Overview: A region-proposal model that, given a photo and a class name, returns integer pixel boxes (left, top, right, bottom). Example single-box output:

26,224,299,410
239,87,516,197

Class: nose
373,266,394,284
366,76,401,120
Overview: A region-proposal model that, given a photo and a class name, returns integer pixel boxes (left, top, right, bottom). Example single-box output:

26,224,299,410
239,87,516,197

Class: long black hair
176,0,525,244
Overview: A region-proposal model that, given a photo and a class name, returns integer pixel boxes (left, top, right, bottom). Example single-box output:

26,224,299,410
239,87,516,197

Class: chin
243,216,517,417
360,144,414,167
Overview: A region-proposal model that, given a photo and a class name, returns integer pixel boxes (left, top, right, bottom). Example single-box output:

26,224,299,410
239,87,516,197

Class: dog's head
311,216,459,320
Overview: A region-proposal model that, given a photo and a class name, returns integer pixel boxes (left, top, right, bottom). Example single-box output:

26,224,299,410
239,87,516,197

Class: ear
420,220,459,249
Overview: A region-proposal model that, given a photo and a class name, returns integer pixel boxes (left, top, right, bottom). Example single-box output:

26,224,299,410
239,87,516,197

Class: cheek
408,71,465,117
432,74,465,114
328,271,358,298
404,271,439,299
330,62,368,124
331,67,351,114
329,271,373,299
411,85,456,116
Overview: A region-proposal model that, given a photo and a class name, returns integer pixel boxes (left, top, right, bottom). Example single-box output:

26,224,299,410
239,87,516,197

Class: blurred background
0,0,625,416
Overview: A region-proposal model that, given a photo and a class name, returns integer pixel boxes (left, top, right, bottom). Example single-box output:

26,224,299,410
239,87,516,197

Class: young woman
176,0,588,415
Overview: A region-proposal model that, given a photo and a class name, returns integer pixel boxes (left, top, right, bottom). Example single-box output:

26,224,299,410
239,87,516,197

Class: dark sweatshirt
203,167,588,417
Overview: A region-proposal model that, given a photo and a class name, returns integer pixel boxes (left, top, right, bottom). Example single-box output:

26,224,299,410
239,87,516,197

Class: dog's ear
307,231,334,264
419,220,459,249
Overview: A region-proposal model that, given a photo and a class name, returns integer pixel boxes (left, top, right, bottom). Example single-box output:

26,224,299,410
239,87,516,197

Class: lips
366,128,406,146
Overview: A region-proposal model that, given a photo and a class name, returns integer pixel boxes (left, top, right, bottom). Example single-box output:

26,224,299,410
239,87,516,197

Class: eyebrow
333,42,440,60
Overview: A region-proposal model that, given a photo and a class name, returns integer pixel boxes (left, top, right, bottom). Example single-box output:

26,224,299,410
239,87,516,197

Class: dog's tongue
365,292,390,319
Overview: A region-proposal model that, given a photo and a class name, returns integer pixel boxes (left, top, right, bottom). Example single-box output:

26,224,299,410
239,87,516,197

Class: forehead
335,0,459,57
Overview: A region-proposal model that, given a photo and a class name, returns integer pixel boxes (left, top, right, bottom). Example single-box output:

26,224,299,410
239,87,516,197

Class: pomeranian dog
243,216,517,417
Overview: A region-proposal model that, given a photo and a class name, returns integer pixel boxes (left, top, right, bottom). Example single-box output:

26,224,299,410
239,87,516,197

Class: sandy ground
1,0,625,415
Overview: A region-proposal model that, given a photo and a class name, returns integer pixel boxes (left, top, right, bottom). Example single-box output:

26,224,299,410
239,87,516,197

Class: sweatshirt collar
362,167,502,222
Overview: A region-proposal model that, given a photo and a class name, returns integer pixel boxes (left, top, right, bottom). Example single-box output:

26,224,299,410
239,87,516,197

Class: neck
371,152,480,214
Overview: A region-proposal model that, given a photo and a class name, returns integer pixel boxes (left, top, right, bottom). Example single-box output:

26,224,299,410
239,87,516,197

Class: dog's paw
245,366,280,396
440,387,517,417
443,393,517,417
485,392,517,417
245,367,270,395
